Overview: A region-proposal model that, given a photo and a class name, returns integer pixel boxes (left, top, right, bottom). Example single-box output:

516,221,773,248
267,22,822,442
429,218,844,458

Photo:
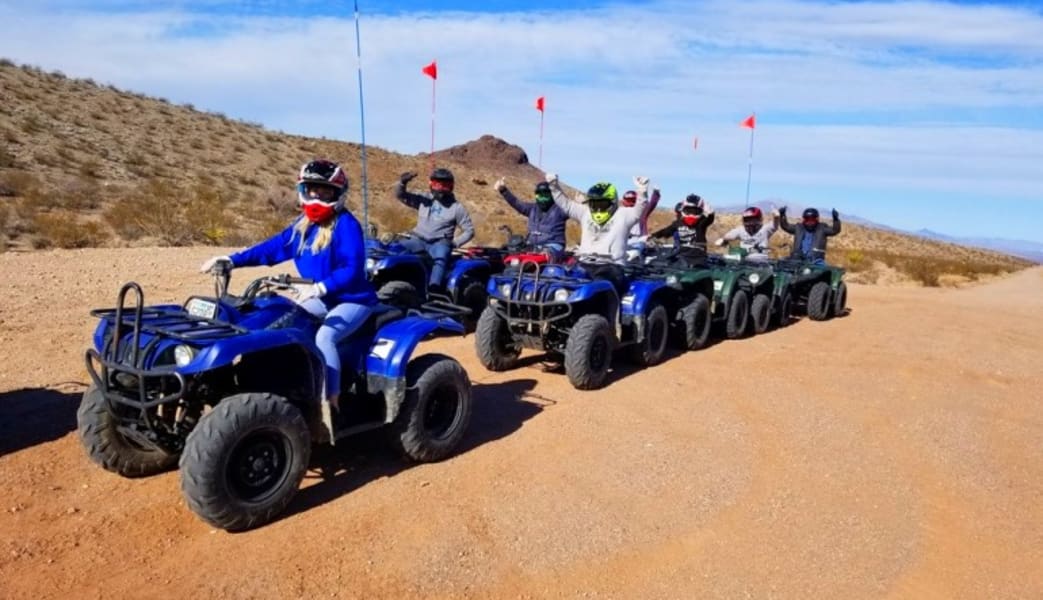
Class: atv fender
179,329,321,374
365,316,466,422
446,258,493,291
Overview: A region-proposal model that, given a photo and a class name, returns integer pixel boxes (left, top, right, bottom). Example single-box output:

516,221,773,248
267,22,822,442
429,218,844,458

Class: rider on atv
779,207,842,265
492,178,568,261
393,168,476,293
714,205,780,262
650,193,716,263
546,173,652,291
624,187,661,255
200,159,378,414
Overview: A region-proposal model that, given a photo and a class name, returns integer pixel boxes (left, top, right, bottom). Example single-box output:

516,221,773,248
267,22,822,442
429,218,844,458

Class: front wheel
772,293,792,329
627,303,669,366
456,278,488,332
674,294,711,350
377,280,421,310
179,393,311,532
807,281,832,321
565,314,615,390
474,307,521,371
77,384,178,477
389,354,472,462
725,290,749,339
832,281,848,317
749,293,772,335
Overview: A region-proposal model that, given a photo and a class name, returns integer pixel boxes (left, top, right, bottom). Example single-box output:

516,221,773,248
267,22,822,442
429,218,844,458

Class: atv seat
363,304,405,333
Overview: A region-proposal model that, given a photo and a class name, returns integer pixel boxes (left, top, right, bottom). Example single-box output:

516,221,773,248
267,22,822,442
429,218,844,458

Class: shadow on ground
276,377,543,524
0,383,86,457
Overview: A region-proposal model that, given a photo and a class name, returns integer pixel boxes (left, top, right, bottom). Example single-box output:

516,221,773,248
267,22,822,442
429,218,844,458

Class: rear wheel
725,290,749,339
832,281,848,317
627,303,669,366
474,307,521,371
77,384,178,477
388,354,472,462
180,393,310,532
749,293,772,335
675,294,711,350
807,281,832,321
565,314,615,390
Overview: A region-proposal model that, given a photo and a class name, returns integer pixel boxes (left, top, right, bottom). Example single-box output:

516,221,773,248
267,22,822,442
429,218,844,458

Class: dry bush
183,183,234,245
0,144,15,168
0,170,40,196
0,204,8,251
104,179,233,246
32,212,109,249
78,158,103,179
56,178,102,210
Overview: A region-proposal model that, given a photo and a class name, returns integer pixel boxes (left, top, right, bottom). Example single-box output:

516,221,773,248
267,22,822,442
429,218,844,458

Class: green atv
770,258,847,321
707,246,786,338
637,248,717,351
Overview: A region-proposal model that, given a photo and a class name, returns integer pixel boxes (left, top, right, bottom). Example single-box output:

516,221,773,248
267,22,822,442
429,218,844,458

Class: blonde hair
293,216,335,255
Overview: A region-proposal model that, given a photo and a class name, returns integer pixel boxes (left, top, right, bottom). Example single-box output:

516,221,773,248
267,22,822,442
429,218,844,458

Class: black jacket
651,213,716,248
779,212,841,260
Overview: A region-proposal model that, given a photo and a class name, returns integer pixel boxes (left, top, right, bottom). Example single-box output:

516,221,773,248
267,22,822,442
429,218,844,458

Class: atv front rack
490,259,577,326
86,282,244,411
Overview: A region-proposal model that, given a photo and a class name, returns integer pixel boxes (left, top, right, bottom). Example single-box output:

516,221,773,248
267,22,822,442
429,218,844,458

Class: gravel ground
1,248,1041,599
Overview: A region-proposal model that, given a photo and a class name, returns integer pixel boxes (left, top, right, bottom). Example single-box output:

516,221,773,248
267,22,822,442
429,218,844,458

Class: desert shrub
904,258,940,287
0,170,40,196
0,144,15,168
183,183,233,245
20,113,43,134
104,178,234,246
56,178,102,210
78,158,103,179
3,128,17,143
32,212,109,248
0,205,8,250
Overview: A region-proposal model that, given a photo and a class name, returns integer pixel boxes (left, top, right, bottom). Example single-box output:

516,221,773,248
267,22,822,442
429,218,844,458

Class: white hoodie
551,181,648,263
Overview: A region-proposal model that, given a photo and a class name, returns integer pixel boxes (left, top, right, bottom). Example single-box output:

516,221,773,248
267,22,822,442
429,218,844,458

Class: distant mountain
913,230,1043,264
713,200,896,231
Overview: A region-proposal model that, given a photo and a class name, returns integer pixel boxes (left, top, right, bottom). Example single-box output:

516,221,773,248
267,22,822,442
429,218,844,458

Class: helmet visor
299,182,338,203
588,198,613,212
429,179,453,192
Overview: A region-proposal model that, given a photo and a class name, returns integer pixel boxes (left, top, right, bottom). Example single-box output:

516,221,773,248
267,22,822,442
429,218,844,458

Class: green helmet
586,182,617,226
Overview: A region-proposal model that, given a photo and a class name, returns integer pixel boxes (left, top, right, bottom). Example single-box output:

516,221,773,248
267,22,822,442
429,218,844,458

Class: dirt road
1,248,1040,599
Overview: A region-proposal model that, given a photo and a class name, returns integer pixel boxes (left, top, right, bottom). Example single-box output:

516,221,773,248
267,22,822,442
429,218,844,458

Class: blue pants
299,299,373,399
399,237,452,288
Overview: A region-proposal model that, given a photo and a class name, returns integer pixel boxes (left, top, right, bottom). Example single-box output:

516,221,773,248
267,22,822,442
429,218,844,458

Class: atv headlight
666,274,678,285
553,288,570,302
173,344,196,367
713,280,724,291
365,258,377,272
508,258,520,267
748,273,761,285
498,283,512,297
802,267,811,275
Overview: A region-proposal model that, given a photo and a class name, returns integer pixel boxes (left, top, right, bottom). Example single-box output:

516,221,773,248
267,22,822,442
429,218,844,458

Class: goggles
298,182,338,203
429,179,454,192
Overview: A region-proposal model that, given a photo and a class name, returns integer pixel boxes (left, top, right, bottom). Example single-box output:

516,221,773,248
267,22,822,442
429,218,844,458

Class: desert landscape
2,59,1042,598
1,248,1041,599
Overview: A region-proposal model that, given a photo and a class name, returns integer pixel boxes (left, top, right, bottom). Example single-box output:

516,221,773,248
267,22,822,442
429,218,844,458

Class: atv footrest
417,300,472,318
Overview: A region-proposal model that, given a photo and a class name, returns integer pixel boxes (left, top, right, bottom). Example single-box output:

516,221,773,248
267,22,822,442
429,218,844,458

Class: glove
714,239,725,247
832,208,839,220
399,171,417,185
200,255,231,273
771,208,780,218
779,206,787,216
633,176,650,192
292,282,326,303
545,172,558,185
493,177,506,192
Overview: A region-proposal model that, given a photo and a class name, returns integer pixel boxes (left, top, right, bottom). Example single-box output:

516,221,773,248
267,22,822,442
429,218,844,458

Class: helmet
802,207,820,228
297,159,348,205
621,190,638,207
429,167,455,202
534,181,553,210
742,206,763,235
680,194,704,227
586,182,617,226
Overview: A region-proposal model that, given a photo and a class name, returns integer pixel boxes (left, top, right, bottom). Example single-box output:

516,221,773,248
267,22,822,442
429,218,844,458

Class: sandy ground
0,247,1041,599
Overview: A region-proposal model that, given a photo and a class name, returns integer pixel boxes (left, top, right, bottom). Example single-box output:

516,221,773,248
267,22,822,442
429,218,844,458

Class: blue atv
474,254,675,390
78,263,472,531
364,232,508,328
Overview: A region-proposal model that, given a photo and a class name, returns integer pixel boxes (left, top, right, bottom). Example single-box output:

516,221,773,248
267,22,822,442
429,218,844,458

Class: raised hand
399,171,418,185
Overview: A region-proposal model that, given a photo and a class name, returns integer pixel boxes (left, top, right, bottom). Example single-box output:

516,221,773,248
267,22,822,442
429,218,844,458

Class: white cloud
1,0,1041,239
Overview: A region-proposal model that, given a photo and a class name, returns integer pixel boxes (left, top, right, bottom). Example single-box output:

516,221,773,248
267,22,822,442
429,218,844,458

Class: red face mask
682,215,699,227
302,202,336,224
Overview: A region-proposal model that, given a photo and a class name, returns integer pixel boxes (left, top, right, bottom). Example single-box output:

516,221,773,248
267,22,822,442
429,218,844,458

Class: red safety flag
422,61,437,80
740,114,756,129
536,96,545,112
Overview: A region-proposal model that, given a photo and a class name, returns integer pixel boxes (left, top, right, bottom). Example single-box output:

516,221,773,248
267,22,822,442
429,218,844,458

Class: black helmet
296,159,348,205
802,207,820,227
429,167,454,202
534,181,551,196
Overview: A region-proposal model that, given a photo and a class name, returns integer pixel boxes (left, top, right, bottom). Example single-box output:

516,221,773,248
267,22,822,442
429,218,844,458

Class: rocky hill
0,59,1032,286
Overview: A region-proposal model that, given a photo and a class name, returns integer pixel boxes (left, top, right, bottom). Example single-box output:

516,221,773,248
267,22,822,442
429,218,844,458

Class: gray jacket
394,182,475,247
551,182,647,263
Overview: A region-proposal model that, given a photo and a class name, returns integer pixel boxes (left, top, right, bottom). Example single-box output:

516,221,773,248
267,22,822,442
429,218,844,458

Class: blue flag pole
353,0,370,235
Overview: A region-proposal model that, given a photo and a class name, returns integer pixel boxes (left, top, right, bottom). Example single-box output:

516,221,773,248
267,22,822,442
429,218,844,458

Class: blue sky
2,0,1042,242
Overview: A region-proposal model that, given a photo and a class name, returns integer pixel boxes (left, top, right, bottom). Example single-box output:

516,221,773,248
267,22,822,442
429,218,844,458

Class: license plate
185,297,218,319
